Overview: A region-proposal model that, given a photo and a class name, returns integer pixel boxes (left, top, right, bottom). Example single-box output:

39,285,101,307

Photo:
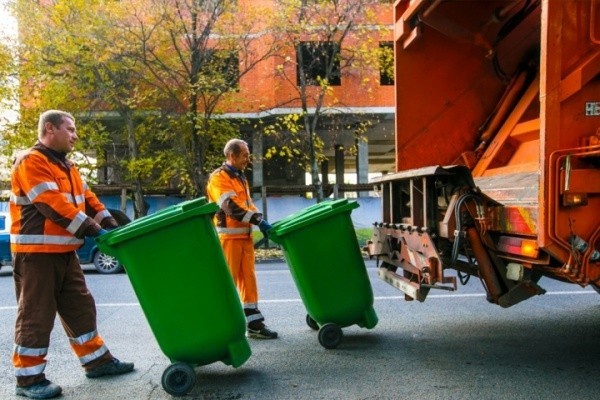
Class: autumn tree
0,40,16,127
4,0,160,216
262,0,390,200
0,1,19,181
1,1,102,180
124,0,281,195
6,0,278,211
3,0,389,205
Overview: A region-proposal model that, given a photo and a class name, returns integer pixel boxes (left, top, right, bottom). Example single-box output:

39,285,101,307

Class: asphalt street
0,260,598,400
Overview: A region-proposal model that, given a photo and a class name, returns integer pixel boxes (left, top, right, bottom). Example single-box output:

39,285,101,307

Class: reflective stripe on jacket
9,143,114,253
206,163,262,239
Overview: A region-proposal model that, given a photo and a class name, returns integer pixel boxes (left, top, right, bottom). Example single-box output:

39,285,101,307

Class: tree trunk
123,111,148,218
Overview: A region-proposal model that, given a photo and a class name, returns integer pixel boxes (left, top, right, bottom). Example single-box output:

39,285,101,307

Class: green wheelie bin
96,197,251,397
269,199,378,349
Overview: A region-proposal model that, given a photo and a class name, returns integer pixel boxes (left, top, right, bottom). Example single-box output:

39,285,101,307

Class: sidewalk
254,247,284,263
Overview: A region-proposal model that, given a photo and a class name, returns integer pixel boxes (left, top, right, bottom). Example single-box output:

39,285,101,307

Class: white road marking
0,290,594,311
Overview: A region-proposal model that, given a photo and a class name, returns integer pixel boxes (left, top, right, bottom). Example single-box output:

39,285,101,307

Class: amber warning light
498,236,539,258
562,193,588,207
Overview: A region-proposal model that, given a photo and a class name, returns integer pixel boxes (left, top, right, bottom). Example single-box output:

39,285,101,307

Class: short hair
38,110,75,140
224,139,248,157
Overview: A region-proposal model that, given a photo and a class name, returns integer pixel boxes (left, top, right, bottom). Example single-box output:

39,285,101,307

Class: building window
379,42,394,86
219,51,240,88
207,50,240,90
297,41,341,86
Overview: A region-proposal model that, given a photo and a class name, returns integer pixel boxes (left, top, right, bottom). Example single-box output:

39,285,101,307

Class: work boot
246,325,278,339
85,358,134,378
15,379,62,399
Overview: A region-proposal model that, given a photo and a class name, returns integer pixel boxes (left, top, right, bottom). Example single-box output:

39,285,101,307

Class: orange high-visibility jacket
206,163,263,239
10,143,115,253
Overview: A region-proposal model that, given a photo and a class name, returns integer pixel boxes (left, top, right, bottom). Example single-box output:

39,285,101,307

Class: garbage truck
366,0,600,307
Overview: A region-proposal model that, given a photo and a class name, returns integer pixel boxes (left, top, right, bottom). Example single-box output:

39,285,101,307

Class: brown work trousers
12,251,113,386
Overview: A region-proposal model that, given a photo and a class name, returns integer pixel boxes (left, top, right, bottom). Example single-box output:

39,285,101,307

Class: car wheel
93,251,123,274
107,208,132,226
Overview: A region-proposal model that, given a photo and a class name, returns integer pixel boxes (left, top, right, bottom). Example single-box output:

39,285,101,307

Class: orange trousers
220,236,258,305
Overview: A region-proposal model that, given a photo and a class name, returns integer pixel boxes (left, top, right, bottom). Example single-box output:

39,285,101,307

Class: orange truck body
368,0,600,306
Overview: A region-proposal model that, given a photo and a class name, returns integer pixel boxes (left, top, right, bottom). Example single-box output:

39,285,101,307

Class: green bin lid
271,199,350,229
97,197,217,248
269,199,358,242
125,196,210,226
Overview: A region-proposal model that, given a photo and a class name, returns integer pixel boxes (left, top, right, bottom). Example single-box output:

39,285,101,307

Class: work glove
97,228,109,237
258,219,272,238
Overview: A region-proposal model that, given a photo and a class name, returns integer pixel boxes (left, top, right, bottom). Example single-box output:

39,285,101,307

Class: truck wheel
93,251,123,274
318,323,343,349
306,314,319,330
161,362,196,397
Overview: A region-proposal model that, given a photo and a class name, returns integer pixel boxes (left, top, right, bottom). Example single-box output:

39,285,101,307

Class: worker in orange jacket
9,110,134,399
206,138,278,339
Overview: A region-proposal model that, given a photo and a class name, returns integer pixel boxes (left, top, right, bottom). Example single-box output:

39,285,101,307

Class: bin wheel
161,362,196,397
306,314,319,330
318,323,343,349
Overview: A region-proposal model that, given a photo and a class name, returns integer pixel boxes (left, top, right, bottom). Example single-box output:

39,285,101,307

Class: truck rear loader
367,0,600,307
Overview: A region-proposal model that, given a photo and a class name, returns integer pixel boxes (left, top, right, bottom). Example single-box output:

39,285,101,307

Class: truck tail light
497,236,539,258
520,239,539,258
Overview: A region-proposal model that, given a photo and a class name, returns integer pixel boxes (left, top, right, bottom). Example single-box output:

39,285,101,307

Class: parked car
0,209,130,274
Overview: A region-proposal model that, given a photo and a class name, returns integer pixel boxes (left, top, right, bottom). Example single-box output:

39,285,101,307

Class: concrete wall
258,196,382,229
1,195,382,229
